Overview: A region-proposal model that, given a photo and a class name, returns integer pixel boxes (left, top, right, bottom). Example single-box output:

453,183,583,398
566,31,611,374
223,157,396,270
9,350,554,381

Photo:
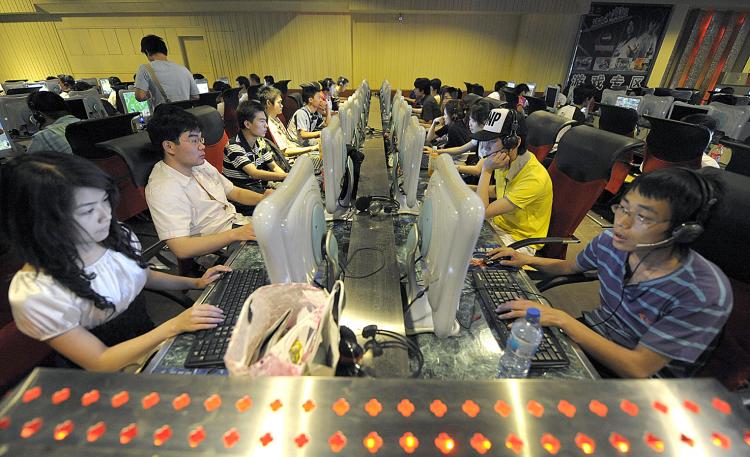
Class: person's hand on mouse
486,247,531,268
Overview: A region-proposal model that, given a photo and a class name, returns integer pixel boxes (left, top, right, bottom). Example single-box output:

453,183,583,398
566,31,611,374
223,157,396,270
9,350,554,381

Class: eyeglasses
180,136,205,145
611,203,670,227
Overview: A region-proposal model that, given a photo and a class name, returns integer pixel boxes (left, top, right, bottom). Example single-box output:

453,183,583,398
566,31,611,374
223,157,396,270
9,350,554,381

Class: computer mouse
484,255,511,266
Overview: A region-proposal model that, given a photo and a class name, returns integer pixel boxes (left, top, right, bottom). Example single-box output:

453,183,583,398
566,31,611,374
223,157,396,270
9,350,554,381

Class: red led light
399,432,420,454
236,395,252,413
494,400,512,417
363,431,383,454
53,420,74,441
224,428,240,448
557,400,576,418
652,401,668,414
711,397,731,415
429,400,448,418
111,390,129,408
505,433,524,454
332,398,350,416
87,421,106,443
397,399,415,417
0,416,11,430
462,400,480,418
51,387,71,405
527,400,545,418
434,432,456,454
270,399,283,411
644,432,665,453
575,433,596,454
470,433,492,454
20,417,43,439
589,400,608,417
365,398,383,416
711,432,730,449
680,434,694,447
609,432,631,454
119,423,137,445
329,431,348,453
153,425,172,446
744,431,750,447
141,392,160,410
81,389,100,407
302,399,315,412
619,399,639,417
188,426,206,448
540,433,561,455
172,393,191,411
294,433,309,448
260,432,273,447
683,400,700,414
204,394,222,412
22,386,42,404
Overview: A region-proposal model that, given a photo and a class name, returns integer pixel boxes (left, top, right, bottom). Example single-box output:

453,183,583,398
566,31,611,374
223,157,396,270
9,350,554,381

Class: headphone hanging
354,195,400,216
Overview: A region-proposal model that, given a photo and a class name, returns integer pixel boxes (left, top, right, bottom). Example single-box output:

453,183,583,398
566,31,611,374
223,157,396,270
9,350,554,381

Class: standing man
135,35,199,106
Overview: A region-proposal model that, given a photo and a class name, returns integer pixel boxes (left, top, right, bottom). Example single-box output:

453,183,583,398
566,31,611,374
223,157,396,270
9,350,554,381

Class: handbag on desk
224,281,343,377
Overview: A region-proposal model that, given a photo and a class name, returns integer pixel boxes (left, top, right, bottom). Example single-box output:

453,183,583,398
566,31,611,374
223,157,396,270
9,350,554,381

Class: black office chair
524,96,547,115
721,140,750,177
196,91,220,109
64,98,88,120
599,104,639,137
641,115,710,172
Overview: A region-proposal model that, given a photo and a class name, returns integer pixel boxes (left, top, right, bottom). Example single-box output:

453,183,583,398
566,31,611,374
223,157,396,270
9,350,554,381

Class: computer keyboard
472,269,569,369
184,269,267,368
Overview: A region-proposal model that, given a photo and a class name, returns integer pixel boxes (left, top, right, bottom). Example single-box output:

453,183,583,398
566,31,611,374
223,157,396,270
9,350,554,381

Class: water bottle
497,308,543,378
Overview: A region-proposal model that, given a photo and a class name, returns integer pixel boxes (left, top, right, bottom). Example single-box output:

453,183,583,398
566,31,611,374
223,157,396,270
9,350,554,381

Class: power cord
342,246,386,279
404,285,429,315
363,325,424,378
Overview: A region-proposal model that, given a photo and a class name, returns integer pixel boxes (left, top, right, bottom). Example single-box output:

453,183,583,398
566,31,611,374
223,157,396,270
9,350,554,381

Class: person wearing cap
287,81,326,147
57,75,75,99
412,77,441,124
258,85,319,158
134,35,199,106
475,108,552,255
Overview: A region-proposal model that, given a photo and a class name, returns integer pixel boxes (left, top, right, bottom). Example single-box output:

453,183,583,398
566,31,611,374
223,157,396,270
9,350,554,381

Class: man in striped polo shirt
488,168,732,378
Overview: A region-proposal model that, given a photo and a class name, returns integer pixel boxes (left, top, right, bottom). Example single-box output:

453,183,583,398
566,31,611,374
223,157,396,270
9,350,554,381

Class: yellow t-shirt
492,153,553,241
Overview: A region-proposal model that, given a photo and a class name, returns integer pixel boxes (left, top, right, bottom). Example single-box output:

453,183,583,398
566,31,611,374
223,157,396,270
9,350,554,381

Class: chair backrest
66,113,139,159
525,110,577,162
599,104,639,137
196,91,220,109
641,94,674,119
670,88,695,102
221,87,242,138
541,125,641,258
601,88,626,106
642,115,709,172
707,103,750,140
161,100,195,110
282,94,300,127
525,96,547,115
722,140,750,177
693,167,750,389
186,105,228,171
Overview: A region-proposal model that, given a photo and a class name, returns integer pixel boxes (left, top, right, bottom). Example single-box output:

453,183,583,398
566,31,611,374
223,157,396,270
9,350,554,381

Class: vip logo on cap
485,108,510,133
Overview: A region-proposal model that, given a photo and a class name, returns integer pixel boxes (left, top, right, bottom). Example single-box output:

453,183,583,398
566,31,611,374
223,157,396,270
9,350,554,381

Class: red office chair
186,106,228,172
539,125,643,259
641,115,710,172
525,110,577,163
222,87,242,139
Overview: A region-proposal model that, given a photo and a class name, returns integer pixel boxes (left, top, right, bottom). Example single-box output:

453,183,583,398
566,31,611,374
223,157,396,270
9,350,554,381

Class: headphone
634,169,717,248
27,94,48,127
355,195,400,216
336,324,423,378
501,109,520,151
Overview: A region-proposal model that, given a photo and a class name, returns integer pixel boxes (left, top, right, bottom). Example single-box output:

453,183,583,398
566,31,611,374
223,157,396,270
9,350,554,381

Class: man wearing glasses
145,105,264,263
487,168,732,379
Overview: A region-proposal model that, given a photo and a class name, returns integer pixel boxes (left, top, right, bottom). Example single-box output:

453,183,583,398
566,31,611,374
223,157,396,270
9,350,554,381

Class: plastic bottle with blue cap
497,307,542,378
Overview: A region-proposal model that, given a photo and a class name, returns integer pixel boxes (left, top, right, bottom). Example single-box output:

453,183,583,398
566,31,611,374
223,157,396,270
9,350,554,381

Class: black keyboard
184,269,267,368
472,269,569,369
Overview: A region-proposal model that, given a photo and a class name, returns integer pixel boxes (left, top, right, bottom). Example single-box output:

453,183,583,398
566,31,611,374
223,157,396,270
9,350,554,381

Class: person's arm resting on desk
299,128,321,140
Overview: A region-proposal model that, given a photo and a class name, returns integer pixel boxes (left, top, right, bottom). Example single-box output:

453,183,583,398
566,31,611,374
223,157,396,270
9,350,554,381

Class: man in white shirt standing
135,35,199,106
145,105,264,261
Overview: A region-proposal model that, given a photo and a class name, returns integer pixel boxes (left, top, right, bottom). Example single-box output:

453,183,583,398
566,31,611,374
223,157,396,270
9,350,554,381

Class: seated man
258,86,319,157
489,168,732,379
287,82,326,147
145,105,264,260
26,91,80,155
558,83,594,123
475,108,552,255
223,101,288,200
57,75,75,99
412,77,441,124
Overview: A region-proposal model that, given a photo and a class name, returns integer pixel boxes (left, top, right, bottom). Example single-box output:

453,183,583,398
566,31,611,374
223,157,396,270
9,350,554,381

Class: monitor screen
25,83,44,89
669,103,709,121
544,86,559,108
196,79,209,94
506,81,516,89
526,83,536,95
615,96,642,111
218,77,230,85
99,78,112,95
120,90,152,117
0,117,15,155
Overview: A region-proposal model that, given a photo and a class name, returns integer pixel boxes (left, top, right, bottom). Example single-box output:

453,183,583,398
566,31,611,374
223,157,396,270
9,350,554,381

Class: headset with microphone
501,108,520,151
634,169,716,249
354,195,400,216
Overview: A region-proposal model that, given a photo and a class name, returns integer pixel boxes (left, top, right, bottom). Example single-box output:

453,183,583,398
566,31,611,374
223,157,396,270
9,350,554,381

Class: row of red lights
8,417,746,454
18,385,735,418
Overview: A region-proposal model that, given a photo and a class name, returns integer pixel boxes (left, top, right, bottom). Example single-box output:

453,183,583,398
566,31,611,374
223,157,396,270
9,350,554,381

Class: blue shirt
576,230,732,375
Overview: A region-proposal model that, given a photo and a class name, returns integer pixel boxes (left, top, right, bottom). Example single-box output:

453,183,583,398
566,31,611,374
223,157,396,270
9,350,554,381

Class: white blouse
9,239,148,341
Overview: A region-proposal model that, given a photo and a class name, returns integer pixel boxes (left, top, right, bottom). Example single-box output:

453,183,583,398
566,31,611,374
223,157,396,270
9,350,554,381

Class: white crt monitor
338,100,354,146
253,156,328,284
195,79,209,94
391,116,425,213
404,154,484,337
321,116,353,216
544,85,560,108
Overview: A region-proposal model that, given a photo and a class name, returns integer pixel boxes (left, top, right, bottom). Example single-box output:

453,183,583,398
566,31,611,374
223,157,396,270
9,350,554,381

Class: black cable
403,285,429,315
342,246,386,279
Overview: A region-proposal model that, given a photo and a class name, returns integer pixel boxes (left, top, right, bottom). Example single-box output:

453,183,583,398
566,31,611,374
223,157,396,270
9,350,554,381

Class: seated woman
2,152,227,371
424,99,470,151
258,86,319,157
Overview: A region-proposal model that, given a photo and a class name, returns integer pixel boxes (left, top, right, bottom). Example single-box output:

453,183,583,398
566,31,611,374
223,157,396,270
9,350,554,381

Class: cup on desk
428,149,438,176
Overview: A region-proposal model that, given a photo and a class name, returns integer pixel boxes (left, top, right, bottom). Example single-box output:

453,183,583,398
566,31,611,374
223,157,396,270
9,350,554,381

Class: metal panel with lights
1,368,749,456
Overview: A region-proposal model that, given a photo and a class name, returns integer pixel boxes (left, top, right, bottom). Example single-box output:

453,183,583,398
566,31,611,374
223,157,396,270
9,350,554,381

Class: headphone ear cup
354,196,372,212
671,223,704,244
